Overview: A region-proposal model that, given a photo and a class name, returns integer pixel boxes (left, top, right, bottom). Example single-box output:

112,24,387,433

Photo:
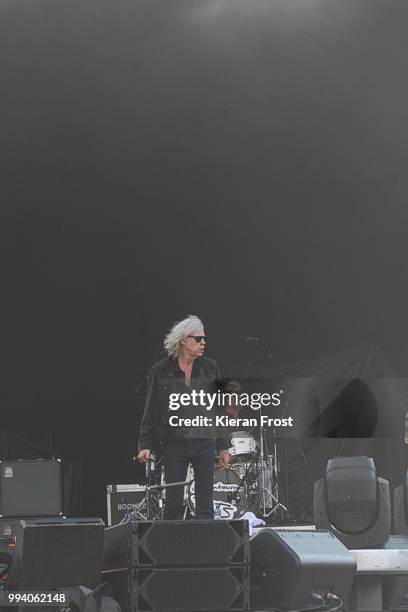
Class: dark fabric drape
0,429,81,515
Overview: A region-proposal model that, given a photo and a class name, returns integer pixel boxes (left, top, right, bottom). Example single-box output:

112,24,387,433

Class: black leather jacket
138,356,228,452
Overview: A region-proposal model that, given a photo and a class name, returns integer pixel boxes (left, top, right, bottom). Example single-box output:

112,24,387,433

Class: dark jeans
162,438,216,519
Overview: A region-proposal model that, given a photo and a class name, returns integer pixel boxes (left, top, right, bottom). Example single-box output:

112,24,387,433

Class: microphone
146,452,156,479
245,336,261,342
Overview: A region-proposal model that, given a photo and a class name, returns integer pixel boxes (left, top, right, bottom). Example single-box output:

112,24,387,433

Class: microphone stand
131,456,194,521
145,456,155,520
146,477,194,520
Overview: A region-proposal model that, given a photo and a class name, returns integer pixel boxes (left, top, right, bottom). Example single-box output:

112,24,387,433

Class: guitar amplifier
0,459,63,518
106,484,146,525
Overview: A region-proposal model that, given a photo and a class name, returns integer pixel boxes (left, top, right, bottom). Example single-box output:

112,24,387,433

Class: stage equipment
393,470,408,534
102,520,249,612
103,519,249,568
235,460,274,509
136,457,192,521
1,517,104,590
382,535,408,611
229,444,286,520
108,467,195,523
0,551,11,580
105,566,248,612
314,456,391,548
256,407,287,519
0,518,22,585
229,432,257,463
250,528,356,610
106,484,147,525
188,467,247,519
0,459,63,518
347,537,408,612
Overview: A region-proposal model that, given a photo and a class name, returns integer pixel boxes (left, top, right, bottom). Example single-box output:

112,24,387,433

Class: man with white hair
138,315,230,519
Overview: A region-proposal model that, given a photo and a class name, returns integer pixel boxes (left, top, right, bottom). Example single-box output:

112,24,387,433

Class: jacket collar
165,356,204,375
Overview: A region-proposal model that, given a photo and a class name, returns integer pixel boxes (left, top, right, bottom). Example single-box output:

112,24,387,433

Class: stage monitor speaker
103,519,249,569
4,518,104,590
314,456,391,548
250,528,356,611
0,459,62,518
104,566,249,612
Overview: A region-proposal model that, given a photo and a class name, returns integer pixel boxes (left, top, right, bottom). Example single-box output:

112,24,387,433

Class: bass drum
187,467,247,519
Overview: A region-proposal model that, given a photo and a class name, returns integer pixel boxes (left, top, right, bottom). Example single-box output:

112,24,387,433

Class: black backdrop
1,0,408,518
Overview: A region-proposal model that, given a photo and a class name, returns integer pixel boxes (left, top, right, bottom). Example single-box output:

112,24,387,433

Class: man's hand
138,449,151,463
218,450,231,468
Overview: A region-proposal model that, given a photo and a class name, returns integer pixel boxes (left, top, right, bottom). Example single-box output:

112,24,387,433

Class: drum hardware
257,420,287,519
235,459,273,506
228,450,259,507
228,429,287,518
242,333,289,520
187,466,247,519
231,450,276,517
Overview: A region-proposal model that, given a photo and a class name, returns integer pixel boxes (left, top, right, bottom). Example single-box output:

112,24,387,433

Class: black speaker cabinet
0,459,62,518
250,528,356,610
2,518,104,590
102,520,250,612
104,566,249,612
103,519,249,569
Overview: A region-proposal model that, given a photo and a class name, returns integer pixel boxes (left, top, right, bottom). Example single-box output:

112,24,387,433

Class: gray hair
164,315,204,358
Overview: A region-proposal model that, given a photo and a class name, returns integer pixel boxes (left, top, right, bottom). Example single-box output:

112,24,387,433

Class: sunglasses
187,335,206,343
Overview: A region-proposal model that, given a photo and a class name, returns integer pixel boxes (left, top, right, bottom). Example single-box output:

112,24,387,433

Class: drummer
223,379,257,431
216,378,260,461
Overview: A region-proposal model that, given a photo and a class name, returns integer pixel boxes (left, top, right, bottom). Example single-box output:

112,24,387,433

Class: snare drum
229,431,257,463
187,467,247,519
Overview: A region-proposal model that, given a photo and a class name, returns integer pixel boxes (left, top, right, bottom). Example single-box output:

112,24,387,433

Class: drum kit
129,429,288,522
